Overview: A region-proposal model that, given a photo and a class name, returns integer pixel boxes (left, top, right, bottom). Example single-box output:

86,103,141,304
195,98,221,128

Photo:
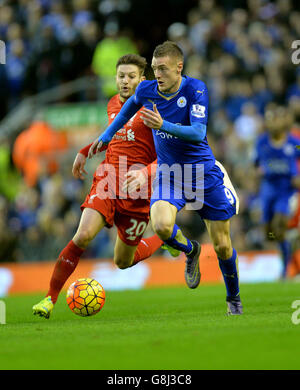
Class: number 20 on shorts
125,218,147,241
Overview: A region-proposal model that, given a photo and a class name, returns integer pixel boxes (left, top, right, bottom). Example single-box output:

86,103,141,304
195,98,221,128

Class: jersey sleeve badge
191,104,206,118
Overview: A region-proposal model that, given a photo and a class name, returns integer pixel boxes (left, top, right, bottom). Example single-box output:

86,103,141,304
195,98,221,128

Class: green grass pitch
1,282,300,370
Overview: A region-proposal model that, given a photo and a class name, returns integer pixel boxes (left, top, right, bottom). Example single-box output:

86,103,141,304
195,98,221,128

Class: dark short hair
153,41,184,62
116,54,147,75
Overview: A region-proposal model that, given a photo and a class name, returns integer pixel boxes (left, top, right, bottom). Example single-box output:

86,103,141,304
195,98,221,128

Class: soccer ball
66,278,105,317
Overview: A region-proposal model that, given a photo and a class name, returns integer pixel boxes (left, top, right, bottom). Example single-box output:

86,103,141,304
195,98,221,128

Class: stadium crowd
0,0,300,262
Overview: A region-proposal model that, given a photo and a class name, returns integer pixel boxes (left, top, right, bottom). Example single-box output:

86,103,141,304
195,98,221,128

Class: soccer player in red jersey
33,54,168,318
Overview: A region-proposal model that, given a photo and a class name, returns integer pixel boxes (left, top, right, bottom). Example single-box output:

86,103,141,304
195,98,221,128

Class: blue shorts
150,161,239,221
260,190,294,223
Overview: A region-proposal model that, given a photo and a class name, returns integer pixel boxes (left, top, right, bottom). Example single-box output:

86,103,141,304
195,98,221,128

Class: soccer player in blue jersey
254,105,300,279
89,41,242,315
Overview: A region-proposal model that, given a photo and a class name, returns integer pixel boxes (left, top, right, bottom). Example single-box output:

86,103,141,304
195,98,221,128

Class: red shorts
81,176,150,246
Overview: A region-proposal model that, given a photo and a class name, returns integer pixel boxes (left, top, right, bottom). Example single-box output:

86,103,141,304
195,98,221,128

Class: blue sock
218,248,240,300
164,224,193,254
279,240,291,278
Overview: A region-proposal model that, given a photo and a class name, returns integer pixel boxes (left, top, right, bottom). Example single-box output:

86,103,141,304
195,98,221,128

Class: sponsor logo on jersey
284,144,294,156
155,130,178,139
191,104,206,118
127,129,135,141
267,159,290,174
177,96,187,108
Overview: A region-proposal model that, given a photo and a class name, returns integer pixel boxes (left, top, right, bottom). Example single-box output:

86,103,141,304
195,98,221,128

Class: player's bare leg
113,226,175,269
204,219,233,260
151,200,201,288
73,207,106,249
33,208,106,318
204,219,242,315
113,236,139,269
150,201,177,240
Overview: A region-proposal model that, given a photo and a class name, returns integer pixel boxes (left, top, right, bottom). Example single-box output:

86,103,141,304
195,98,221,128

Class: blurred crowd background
0,0,300,262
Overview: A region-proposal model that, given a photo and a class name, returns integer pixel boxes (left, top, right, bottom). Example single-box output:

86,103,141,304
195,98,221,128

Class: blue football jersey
133,76,215,172
254,132,300,192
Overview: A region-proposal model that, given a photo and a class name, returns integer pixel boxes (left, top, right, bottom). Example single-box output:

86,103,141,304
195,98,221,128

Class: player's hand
72,153,88,180
123,169,147,193
88,138,104,159
140,104,163,129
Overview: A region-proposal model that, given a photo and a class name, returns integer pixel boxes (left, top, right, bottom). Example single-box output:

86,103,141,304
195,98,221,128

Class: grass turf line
0,282,300,370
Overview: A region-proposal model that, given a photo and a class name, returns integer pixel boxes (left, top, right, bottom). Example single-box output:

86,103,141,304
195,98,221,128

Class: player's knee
213,241,232,260
73,229,94,248
153,221,173,240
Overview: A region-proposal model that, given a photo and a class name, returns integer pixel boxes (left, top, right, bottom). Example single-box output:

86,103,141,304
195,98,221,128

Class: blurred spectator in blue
21,1,44,39
221,22,239,56
234,101,263,144
251,73,273,114
225,79,253,121
5,22,26,55
0,4,13,39
6,39,28,108
167,22,194,61
0,62,8,120
187,7,211,56
60,20,100,82
41,1,66,40
72,0,94,31
11,187,40,232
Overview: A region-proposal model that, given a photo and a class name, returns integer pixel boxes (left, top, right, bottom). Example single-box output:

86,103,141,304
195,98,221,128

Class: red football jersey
105,94,156,167
102,94,156,197
80,94,157,217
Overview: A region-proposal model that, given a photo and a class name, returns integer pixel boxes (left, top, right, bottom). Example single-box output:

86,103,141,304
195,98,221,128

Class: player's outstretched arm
79,142,108,157
88,95,142,159
88,138,104,158
72,152,88,180
73,142,108,178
